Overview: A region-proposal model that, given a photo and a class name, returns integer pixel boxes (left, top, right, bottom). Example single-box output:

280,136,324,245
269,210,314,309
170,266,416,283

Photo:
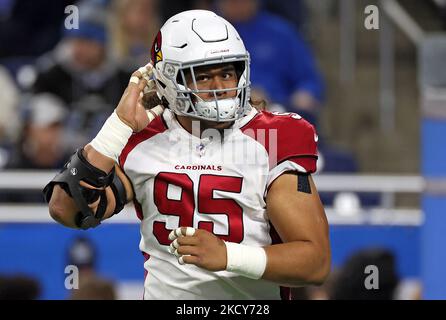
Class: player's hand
168,227,227,272
116,63,157,132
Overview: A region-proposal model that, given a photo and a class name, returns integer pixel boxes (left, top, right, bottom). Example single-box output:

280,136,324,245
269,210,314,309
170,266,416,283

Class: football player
44,10,330,300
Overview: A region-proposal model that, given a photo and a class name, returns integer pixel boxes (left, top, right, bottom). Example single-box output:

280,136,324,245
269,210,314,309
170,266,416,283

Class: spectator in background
31,8,131,146
330,248,400,300
0,274,41,300
0,93,69,202
109,0,161,71
264,0,306,34
69,274,116,300
216,0,324,127
6,93,68,171
66,236,117,300
67,236,97,276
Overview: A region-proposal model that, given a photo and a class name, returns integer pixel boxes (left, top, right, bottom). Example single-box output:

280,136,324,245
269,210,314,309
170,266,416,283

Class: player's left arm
262,172,330,286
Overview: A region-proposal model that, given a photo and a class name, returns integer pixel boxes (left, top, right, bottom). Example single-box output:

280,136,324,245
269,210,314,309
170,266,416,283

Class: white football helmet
151,10,251,122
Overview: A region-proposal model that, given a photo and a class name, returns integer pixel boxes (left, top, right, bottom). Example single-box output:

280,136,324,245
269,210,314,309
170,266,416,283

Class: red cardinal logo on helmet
151,31,163,65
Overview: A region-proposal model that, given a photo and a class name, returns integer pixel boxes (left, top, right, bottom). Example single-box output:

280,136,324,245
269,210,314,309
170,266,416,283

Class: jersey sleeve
266,114,318,190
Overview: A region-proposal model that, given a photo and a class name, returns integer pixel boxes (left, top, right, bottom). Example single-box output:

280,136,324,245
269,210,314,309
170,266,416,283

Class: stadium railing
0,171,424,226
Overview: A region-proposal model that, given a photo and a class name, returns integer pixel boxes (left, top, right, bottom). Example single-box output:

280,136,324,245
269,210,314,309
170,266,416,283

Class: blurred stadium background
0,0,445,300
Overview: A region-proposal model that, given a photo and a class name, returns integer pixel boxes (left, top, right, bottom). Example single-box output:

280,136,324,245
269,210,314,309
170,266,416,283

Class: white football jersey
119,107,318,300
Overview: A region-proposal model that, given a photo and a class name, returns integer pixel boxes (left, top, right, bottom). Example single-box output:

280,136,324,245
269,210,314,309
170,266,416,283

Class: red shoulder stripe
241,111,318,172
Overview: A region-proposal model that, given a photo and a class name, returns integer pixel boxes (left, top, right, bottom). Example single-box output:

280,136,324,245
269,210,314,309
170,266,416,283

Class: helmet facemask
160,54,251,122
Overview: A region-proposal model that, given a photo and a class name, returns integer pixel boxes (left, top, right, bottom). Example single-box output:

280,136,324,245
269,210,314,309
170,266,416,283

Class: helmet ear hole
176,69,189,87
233,61,245,79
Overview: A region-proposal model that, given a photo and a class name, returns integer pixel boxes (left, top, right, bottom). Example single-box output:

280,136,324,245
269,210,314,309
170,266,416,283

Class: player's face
71,38,105,70
185,63,239,102
184,63,239,130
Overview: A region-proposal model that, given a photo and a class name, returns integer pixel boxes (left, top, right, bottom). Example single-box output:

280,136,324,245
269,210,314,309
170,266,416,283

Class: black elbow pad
43,149,115,230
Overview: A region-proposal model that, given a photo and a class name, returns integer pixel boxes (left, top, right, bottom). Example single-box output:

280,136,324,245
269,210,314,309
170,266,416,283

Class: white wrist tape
129,76,140,85
225,242,267,279
90,111,133,162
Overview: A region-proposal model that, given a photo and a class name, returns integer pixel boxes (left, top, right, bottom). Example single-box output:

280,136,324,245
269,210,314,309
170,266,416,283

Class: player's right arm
48,162,133,229
45,64,162,229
